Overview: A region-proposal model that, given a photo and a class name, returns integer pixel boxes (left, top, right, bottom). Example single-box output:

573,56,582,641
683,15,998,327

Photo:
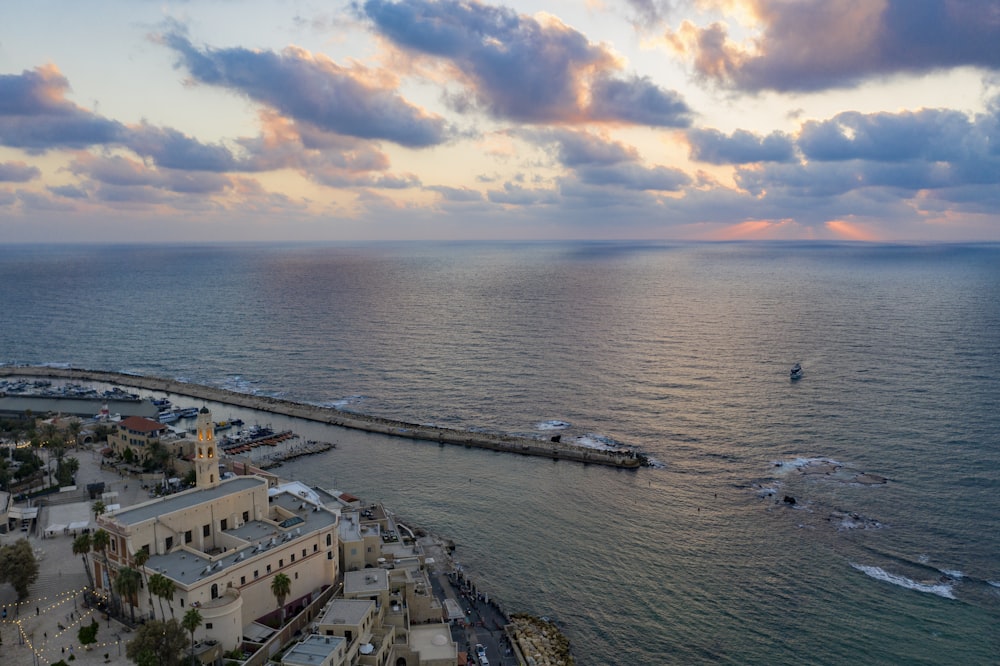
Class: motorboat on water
790,363,803,380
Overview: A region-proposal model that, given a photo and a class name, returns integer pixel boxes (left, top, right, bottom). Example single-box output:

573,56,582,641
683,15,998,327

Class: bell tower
194,406,219,489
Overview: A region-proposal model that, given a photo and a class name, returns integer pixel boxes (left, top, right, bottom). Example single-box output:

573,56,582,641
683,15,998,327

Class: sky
1,0,999,243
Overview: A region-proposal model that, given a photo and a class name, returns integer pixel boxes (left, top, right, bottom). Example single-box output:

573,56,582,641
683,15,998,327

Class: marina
0,366,647,469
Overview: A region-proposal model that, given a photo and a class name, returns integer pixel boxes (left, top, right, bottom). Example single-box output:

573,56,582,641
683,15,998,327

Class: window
254,570,259,579
302,549,306,557
211,584,219,599
291,554,295,563
313,545,318,553
240,576,246,585
266,564,272,573
243,511,249,523
203,524,210,537
279,559,284,568
351,548,357,556
221,518,228,531
294,572,298,580
165,536,173,550
180,599,184,607
185,530,192,544
205,623,213,630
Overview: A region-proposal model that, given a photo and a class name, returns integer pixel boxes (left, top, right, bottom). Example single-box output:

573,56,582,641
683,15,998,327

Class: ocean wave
851,563,956,600
571,433,626,451
536,420,571,430
770,456,844,474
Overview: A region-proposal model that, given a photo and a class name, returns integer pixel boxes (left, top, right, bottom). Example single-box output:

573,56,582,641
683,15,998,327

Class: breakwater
1,366,645,469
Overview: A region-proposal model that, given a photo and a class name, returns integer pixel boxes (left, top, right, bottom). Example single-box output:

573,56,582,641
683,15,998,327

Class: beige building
95,407,340,651
96,407,458,665
106,415,171,458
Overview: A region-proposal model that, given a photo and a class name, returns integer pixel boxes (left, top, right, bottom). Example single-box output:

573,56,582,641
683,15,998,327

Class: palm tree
270,572,291,626
114,567,141,625
72,533,94,590
92,499,107,523
67,419,82,449
91,529,120,617
132,549,153,621
181,608,203,666
150,573,176,619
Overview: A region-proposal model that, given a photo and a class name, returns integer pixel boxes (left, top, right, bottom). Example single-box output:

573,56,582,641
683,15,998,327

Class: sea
1,241,998,665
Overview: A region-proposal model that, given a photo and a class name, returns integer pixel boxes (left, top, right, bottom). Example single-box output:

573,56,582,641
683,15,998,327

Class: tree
271,572,291,626
91,529,120,617
126,619,188,666
92,499,107,522
181,608,203,666
78,618,99,649
56,455,79,487
67,419,82,448
149,573,175,619
132,549,153,621
72,533,95,590
115,566,141,625
0,538,40,600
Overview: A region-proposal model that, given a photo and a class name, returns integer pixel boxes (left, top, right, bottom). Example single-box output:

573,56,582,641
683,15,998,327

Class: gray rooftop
142,485,339,586
318,599,374,627
112,476,265,526
281,634,345,666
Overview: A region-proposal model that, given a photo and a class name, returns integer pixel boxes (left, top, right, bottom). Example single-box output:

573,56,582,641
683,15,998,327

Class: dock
0,366,646,469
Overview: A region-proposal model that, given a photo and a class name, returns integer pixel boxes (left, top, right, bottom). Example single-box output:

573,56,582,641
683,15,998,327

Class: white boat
158,410,180,423
790,363,803,380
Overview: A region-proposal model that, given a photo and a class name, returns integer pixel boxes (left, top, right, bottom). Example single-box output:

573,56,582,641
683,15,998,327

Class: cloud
687,127,795,164
161,31,448,147
427,185,485,202
532,128,639,166
0,65,124,151
70,154,234,195
0,161,41,182
127,124,244,172
363,0,691,126
732,105,1000,202
487,181,559,205
798,108,977,162
576,163,691,191
669,0,1000,92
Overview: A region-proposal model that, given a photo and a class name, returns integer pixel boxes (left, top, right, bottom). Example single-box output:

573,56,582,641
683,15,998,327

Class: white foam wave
987,580,1000,589
851,563,956,600
572,433,626,451
939,569,964,580
536,420,571,430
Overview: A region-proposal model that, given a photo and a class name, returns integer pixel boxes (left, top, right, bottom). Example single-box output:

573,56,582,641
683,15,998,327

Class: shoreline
1,365,646,469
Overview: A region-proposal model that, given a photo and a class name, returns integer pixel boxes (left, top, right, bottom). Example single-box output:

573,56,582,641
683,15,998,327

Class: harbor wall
1,366,643,469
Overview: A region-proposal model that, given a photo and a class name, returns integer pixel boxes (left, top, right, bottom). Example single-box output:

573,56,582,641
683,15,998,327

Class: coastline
1,366,645,469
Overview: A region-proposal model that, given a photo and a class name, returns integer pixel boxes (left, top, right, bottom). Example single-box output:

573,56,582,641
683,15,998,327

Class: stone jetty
1,366,645,469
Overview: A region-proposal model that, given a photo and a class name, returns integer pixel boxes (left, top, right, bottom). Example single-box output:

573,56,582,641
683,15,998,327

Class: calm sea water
1,241,999,664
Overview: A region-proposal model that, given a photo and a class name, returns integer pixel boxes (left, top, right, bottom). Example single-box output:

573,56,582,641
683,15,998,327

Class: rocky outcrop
507,614,574,666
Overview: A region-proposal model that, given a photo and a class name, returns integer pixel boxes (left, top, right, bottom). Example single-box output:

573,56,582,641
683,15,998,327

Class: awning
68,520,90,531
45,524,67,535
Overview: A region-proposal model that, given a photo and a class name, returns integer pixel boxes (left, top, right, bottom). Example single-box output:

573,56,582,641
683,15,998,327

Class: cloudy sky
2,0,998,242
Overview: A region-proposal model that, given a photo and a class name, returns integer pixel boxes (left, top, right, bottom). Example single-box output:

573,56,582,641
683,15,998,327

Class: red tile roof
119,416,168,434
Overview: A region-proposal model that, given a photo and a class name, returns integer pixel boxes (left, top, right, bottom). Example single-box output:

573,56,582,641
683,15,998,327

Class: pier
1,366,645,469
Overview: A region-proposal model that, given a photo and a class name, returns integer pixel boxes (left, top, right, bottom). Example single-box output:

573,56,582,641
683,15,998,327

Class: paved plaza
0,445,151,666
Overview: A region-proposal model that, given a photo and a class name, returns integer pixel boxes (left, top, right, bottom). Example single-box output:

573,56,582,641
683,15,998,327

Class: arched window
211,583,219,599
326,534,332,547
198,447,203,458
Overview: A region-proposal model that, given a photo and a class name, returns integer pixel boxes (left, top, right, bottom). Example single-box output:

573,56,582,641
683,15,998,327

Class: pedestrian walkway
0,444,146,666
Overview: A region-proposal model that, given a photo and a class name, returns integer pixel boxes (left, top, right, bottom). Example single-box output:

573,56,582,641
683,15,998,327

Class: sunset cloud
363,0,692,126
162,31,449,147
669,0,1000,92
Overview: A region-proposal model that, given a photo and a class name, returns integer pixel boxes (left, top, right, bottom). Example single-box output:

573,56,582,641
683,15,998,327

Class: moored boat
790,363,803,380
